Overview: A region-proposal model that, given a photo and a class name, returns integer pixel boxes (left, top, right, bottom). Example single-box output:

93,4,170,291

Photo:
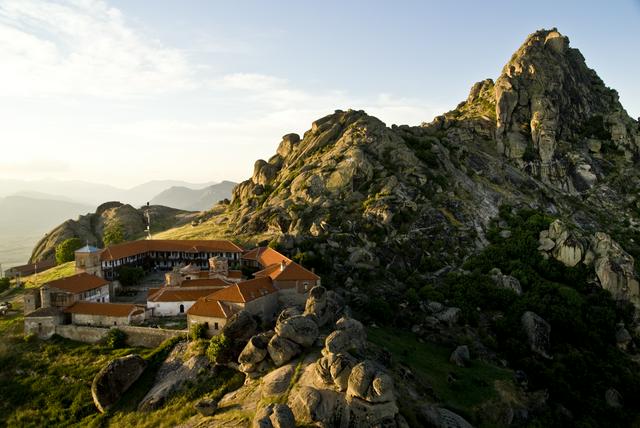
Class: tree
206,334,231,364
55,238,84,264
117,266,145,286
104,328,127,349
103,221,125,247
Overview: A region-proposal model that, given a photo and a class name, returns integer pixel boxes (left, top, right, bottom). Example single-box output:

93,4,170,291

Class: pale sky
1,0,639,188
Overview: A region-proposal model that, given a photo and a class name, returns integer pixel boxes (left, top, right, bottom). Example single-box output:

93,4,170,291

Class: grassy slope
367,327,513,417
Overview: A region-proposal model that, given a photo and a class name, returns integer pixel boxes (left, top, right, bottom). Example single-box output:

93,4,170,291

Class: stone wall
55,324,108,343
54,324,185,347
120,326,186,348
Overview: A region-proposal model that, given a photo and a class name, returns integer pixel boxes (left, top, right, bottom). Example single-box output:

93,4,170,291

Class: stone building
146,287,225,317
74,245,102,277
64,302,145,327
97,240,244,280
24,307,65,338
187,276,278,337
40,273,111,308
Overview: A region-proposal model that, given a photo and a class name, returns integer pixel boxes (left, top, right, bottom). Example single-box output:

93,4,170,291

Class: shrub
206,334,231,364
105,328,127,349
55,238,84,264
117,266,145,286
190,323,207,341
103,221,125,247
0,277,9,293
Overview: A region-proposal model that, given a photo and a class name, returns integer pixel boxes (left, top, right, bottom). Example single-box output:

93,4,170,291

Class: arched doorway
179,304,185,313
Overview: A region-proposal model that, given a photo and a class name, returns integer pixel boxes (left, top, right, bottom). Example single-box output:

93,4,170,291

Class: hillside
149,180,236,211
29,202,198,263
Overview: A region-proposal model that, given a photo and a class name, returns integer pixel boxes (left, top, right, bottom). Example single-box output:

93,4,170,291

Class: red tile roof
44,273,109,294
254,260,320,282
208,277,277,303
187,296,238,318
227,270,243,279
64,302,144,317
147,287,220,302
100,239,244,261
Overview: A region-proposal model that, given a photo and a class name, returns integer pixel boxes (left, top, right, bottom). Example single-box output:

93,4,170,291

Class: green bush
55,238,84,264
105,328,127,349
116,266,145,286
0,277,9,293
190,323,207,341
103,221,125,247
206,334,231,364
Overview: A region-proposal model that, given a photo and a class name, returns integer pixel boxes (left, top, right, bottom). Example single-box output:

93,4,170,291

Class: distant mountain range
149,181,237,211
0,179,220,206
0,195,93,269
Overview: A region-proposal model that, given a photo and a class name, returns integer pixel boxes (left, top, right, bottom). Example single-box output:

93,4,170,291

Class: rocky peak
494,28,638,164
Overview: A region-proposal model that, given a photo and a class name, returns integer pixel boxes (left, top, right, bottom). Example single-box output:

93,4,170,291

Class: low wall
55,325,108,343
119,326,186,348
55,324,186,348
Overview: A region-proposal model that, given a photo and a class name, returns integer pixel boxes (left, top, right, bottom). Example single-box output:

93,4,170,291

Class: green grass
367,326,513,414
18,261,76,288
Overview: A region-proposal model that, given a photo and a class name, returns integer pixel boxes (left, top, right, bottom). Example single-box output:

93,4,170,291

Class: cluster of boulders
239,286,342,378
539,219,640,307
411,301,462,336
285,315,402,427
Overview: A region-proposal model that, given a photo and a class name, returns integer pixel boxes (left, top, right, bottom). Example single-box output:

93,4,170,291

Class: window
303,282,309,291
179,304,184,313
214,322,219,330
113,321,117,326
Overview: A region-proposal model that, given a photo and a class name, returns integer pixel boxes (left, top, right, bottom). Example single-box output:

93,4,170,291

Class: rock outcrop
139,341,210,411
539,220,640,307
91,354,147,413
30,202,196,262
521,311,552,359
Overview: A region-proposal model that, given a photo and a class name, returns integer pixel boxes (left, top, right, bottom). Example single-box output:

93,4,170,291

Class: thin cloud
0,0,193,98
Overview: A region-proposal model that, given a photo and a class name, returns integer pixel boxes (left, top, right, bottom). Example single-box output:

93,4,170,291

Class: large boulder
289,386,331,425
275,315,319,348
315,352,357,392
92,354,147,413
324,316,366,355
420,405,475,428
253,403,296,428
139,342,210,411
223,310,259,342
347,360,395,403
449,345,471,367
239,331,274,372
303,286,344,327
261,363,296,397
521,311,552,359
268,334,302,366
489,268,523,295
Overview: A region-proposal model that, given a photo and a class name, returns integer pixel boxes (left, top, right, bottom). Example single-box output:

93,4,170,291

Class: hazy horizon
2,0,639,188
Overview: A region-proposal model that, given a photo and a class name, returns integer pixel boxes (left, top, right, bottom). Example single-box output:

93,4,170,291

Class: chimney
280,260,286,271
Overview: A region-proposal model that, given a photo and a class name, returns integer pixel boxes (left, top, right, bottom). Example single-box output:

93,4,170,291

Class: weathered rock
275,315,319,348
490,268,523,295
289,386,327,424
315,352,357,392
521,311,552,359
277,307,302,325
268,334,302,366
303,285,343,327
347,360,395,403
615,324,632,351
449,345,471,367
253,403,296,428
420,405,475,428
605,388,623,408
223,310,259,342
239,331,275,371
139,342,210,411
261,363,296,397
194,398,218,416
435,307,462,325
92,354,147,413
